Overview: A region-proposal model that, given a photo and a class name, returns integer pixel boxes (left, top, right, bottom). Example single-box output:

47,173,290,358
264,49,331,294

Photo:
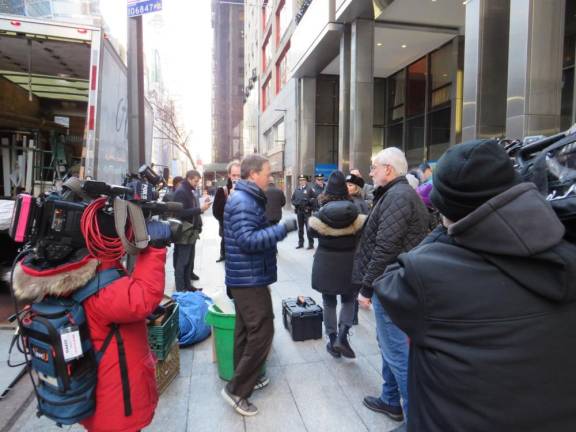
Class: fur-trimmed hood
309,213,366,237
9,257,99,301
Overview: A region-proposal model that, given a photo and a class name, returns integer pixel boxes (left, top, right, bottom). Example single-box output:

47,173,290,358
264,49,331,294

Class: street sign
128,0,162,17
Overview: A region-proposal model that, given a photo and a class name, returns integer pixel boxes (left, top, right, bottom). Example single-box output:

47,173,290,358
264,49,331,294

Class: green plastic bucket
205,304,236,381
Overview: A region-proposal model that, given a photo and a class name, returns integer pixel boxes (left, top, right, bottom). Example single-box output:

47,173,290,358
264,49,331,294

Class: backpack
13,268,132,426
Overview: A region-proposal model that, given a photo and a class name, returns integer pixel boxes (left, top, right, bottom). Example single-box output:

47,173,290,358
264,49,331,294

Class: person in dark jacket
173,170,211,292
163,176,183,203
213,161,241,262
353,147,429,423
291,175,315,249
309,171,366,359
375,139,576,432
346,173,369,215
264,177,286,224
222,154,297,417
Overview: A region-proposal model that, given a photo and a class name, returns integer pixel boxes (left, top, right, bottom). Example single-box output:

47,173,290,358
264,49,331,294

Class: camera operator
12,207,172,432
173,169,211,291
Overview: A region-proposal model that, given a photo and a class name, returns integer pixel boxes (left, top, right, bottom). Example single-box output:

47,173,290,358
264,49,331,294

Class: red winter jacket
80,247,167,432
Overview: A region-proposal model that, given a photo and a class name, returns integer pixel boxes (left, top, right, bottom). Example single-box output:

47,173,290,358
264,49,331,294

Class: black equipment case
282,296,323,341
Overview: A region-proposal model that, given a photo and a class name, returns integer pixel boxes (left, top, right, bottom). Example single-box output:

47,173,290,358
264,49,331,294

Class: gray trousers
322,293,355,336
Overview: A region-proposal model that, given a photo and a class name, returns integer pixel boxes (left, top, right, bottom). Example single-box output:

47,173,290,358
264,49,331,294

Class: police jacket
224,180,287,288
291,185,314,211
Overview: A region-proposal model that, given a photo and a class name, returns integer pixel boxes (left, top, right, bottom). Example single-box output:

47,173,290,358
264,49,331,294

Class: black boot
326,333,341,358
296,244,304,249
334,325,355,359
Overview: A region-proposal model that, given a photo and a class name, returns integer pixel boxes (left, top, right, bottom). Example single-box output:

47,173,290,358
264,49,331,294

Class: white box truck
0,14,153,193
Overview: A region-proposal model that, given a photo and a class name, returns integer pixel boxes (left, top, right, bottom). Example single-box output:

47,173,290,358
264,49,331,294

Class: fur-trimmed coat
12,247,167,432
309,200,366,296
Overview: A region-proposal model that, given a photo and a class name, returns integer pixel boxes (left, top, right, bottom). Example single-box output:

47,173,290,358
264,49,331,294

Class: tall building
243,0,299,196
211,0,244,164
270,0,574,184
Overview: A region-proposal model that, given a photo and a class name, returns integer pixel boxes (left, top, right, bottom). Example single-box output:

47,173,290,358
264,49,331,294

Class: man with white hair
352,147,429,425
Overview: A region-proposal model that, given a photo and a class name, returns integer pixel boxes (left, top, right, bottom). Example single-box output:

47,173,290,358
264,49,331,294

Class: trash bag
172,291,212,346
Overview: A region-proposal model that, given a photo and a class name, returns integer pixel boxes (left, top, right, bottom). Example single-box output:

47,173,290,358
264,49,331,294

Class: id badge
60,326,83,362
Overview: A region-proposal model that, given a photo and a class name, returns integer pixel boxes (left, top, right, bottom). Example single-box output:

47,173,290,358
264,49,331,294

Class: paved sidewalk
6,213,402,432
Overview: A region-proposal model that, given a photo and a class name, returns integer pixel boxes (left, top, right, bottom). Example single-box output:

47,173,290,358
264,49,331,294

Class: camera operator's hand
282,218,298,233
146,221,172,248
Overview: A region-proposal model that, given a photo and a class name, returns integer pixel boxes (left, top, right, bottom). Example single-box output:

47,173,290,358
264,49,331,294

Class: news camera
9,165,181,263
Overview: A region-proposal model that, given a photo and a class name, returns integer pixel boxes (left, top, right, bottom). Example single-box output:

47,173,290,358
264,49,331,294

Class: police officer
291,175,315,249
311,173,325,211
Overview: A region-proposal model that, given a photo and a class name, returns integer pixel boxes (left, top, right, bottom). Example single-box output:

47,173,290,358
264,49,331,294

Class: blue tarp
172,291,212,346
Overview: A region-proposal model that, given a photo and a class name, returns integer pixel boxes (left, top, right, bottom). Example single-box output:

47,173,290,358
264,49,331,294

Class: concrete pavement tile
6,400,71,432
323,357,400,431
186,368,245,432
179,346,195,377
283,362,368,432
145,376,192,432
246,367,307,432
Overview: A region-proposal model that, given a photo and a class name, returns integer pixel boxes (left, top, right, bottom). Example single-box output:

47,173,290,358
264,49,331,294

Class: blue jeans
372,294,409,416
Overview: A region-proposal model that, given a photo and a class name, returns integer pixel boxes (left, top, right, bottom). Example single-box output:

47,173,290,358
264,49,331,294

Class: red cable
80,197,131,262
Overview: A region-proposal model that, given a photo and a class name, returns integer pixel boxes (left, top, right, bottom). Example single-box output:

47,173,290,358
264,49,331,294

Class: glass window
275,120,285,149
315,125,338,164
387,72,405,123
373,127,385,156
406,57,427,117
277,0,291,42
374,78,386,126
430,44,453,109
262,77,271,110
561,67,574,130
429,108,451,161
262,35,272,71
276,47,289,93
405,116,425,166
564,0,576,68
388,123,403,149
315,77,338,124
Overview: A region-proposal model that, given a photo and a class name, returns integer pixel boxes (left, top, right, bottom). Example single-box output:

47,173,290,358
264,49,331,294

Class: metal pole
128,15,146,173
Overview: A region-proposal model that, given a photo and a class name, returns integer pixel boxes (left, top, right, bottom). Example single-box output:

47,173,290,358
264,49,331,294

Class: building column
338,24,351,173
299,77,316,177
349,19,373,177
506,0,565,138
462,0,510,141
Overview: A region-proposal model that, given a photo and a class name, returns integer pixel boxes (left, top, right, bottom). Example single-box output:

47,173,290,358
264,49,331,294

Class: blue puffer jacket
224,180,287,288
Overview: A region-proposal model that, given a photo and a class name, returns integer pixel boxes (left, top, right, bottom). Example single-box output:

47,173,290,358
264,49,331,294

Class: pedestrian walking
309,171,366,359
173,170,211,291
291,175,315,249
213,160,241,262
346,173,369,215
375,139,576,432
352,148,429,423
221,154,297,417
265,177,286,225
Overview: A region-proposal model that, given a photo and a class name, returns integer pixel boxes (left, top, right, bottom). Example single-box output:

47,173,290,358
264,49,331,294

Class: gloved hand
146,221,172,248
282,218,298,233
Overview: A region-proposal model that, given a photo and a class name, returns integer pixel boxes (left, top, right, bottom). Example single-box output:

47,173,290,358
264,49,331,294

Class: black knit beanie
430,139,520,222
325,171,347,196
345,173,365,189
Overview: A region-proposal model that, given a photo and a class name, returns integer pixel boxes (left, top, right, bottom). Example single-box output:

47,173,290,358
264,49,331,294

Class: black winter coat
291,185,314,212
309,201,366,296
265,185,286,223
173,181,202,230
352,177,429,297
375,183,576,432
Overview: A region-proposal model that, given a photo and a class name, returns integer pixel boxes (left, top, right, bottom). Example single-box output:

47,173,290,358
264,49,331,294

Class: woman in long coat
309,171,366,358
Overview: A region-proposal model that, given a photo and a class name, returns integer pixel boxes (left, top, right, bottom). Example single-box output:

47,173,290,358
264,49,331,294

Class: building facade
262,0,574,187
211,0,244,164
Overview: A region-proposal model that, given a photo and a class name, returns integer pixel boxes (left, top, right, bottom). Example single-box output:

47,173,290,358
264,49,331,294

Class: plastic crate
148,302,179,361
155,341,180,395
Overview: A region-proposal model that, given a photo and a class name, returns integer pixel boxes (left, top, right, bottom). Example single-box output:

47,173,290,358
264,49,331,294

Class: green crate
148,302,179,361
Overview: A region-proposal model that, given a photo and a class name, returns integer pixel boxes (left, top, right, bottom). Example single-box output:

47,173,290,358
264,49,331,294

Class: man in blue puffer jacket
221,154,297,417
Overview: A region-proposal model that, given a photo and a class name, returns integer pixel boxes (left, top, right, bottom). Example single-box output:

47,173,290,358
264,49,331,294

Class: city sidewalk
5,213,402,432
